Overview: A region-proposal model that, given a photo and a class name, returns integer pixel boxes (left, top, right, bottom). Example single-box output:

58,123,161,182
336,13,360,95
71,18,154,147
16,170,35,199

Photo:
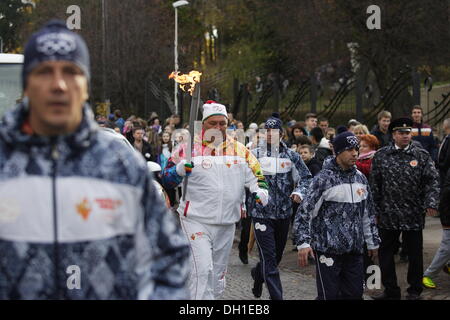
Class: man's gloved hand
255,189,269,206
176,160,194,177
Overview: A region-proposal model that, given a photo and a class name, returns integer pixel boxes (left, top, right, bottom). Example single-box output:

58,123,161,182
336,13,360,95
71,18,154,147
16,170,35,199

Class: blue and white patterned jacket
294,157,380,255
0,102,190,299
249,141,312,220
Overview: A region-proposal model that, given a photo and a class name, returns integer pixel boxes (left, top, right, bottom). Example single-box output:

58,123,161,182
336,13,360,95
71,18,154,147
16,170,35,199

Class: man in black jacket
0,19,190,299
370,117,440,300
422,167,450,288
411,105,438,162
310,127,332,165
438,118,450,186
371,110,392,148
132,126,156,162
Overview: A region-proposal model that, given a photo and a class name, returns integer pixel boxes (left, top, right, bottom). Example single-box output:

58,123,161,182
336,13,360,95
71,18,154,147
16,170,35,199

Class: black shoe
371,292,401,300
405,293,422,300
443,262,450,275
251,268,263,298
239,250,248,265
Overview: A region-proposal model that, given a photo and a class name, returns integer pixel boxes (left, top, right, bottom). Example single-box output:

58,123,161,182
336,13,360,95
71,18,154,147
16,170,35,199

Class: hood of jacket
317,137,331,150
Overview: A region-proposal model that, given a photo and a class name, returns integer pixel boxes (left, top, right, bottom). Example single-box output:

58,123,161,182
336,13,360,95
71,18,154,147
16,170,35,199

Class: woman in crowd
353,124,370,141
149,114,162,134
347,119,361,133
235,121,245,130
157,132,172,169
354,133,380,282
325,127,336,141
163,125,173,135
288,122,308,147
356,134,379,178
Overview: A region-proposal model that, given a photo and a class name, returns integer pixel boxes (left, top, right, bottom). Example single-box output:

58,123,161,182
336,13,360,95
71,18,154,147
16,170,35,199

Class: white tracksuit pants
179,216,236,300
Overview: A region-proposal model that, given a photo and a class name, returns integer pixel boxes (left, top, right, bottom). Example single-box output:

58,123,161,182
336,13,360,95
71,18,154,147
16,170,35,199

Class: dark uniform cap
388,117,413,133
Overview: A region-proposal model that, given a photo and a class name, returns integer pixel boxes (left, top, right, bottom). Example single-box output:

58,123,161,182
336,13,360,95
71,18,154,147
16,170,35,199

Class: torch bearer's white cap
202,100,228,122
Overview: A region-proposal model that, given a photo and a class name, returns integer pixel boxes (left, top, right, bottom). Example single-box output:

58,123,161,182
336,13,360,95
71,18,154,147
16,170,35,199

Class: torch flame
169,70,202,95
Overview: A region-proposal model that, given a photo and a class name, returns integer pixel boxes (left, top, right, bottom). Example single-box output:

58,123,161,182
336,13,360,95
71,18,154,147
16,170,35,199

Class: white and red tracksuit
163,135,268,299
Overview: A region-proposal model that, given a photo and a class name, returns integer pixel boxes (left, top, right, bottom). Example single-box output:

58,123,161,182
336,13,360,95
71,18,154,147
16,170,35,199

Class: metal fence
144,66,449,129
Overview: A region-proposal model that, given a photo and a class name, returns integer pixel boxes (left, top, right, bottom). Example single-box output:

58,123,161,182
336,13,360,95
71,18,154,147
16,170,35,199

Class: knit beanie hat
332,131,359,155
202,100,228,122
287,119,297,128
249,123,258,130
22,19,91,89
265,112,283,131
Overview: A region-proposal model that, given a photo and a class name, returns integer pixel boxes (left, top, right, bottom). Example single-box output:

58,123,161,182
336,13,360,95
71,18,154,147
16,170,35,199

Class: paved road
221,242,316,300
222,216,450,300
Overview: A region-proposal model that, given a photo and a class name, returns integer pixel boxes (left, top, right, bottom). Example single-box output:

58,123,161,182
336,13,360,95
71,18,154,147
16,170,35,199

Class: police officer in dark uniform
370,118,440,300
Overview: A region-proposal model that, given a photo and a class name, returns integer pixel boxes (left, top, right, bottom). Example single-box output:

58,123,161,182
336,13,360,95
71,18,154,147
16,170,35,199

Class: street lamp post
102,0,107,102
173,0,189,115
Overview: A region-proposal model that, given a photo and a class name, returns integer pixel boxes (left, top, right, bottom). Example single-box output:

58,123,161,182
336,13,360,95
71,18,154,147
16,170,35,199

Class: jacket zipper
349,175,357,252
51,143,60,299
218,154,224,223
275,145,278,218
349,176,354,204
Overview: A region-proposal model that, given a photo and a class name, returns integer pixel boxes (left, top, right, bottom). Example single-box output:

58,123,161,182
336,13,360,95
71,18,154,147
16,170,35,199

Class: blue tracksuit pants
252,217,291,300
314,251,365,300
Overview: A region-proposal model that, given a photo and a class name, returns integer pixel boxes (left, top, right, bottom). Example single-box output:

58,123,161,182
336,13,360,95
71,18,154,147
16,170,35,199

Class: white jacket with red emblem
162,136,268,225
0,102,190,300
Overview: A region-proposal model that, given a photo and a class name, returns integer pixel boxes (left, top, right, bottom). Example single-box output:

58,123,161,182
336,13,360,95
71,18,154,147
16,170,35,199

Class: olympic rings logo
36,33,77,56
266,120,278,127
346,135,359,147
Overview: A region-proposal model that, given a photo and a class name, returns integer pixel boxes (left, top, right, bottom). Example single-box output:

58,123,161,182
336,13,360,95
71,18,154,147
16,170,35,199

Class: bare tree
22,0,174,117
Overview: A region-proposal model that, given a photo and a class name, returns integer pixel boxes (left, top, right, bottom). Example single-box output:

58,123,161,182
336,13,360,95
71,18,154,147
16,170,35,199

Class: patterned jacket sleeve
290,150,313,199
161,144,186,189
369,152,383,219
362,183,381,250
136,172,190,299
422,153,440,209
294,174,325,247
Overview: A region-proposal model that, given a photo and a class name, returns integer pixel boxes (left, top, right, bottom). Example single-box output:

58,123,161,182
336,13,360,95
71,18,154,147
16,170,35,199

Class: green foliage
0,0,29,52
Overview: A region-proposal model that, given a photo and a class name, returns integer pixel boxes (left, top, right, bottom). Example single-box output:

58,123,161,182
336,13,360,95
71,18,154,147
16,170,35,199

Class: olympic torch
169,70,202,200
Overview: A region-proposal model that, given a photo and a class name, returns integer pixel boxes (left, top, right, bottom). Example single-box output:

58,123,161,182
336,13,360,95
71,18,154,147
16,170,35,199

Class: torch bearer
169,70,202,200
